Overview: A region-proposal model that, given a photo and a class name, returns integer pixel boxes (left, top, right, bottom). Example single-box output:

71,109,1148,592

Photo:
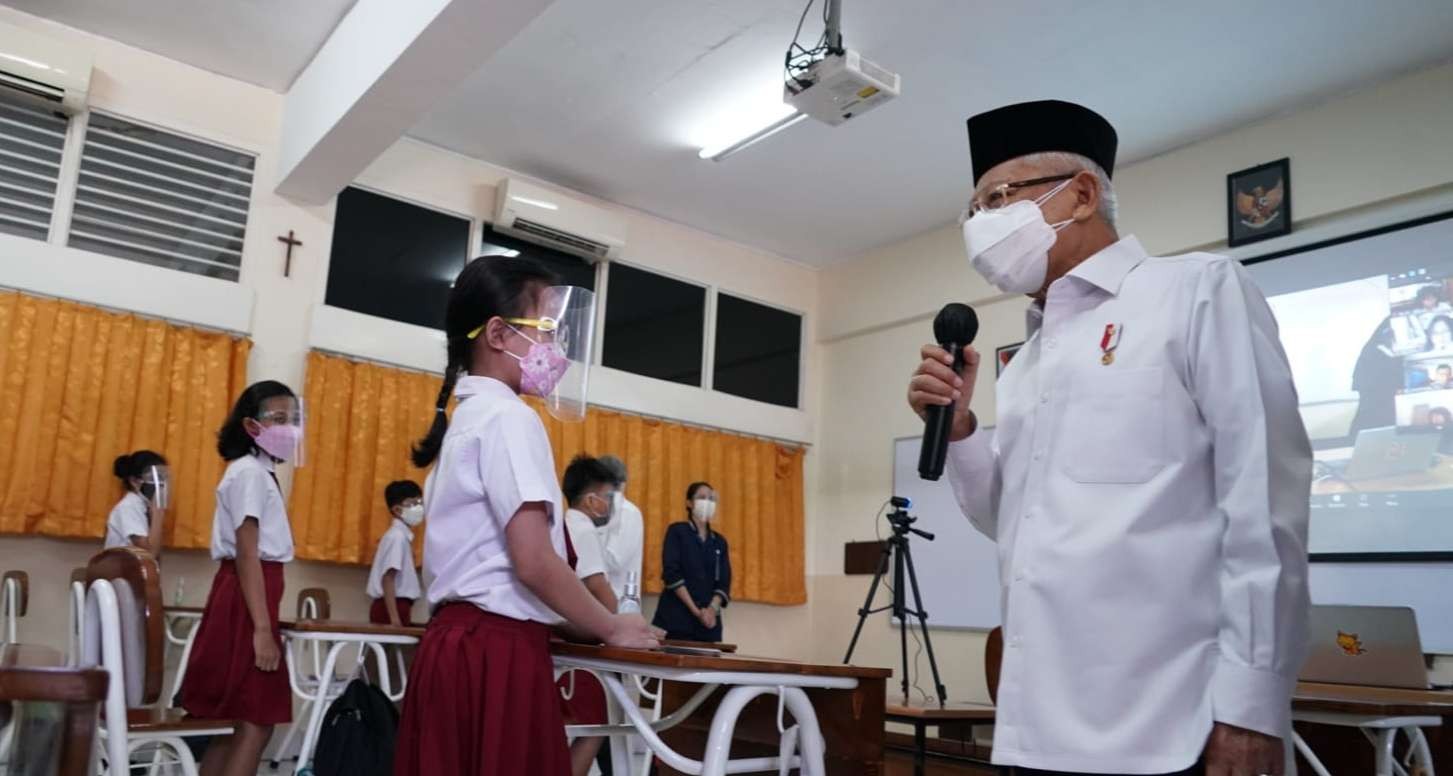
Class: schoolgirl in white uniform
178,380,301,776
103,449,168,555
394,256,657,776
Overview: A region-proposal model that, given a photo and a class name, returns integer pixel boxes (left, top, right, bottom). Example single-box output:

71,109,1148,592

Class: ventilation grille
69,112,254,282
511,217,611,259
0,92,67,241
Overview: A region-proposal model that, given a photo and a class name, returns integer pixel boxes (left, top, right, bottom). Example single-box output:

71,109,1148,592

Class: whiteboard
890,436,1001,630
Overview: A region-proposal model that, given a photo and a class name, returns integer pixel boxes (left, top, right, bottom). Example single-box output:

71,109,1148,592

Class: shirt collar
454,375,518,402
1065,235,1148,297
251,450,277,473
392,518,413,537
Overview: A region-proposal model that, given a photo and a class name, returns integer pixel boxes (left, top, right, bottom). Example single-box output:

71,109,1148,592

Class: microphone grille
933,303,979,344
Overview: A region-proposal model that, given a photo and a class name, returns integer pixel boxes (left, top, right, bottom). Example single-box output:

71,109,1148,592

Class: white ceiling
2,0,356,91
11,1,1452,264
410,0,1453,265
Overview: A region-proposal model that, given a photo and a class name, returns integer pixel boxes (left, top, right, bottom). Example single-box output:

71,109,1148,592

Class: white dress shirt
599,496,644,598
104,491,150,549
367,519,422,599
565,508,608,581
211,452,294,562
422,376,568,625
947,236,1311,773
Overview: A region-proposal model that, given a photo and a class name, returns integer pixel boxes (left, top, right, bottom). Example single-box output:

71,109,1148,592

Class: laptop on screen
1300,605,1429,689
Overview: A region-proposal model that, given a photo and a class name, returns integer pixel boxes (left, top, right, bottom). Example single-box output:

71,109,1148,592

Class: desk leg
1292,731,1334,776
700,686,826,776
294,641,345,771
914,721,926,776
1371,728,1395,776
165,620,200,709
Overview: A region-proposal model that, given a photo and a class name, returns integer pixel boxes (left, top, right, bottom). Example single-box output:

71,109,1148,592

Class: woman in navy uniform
651,482,731,643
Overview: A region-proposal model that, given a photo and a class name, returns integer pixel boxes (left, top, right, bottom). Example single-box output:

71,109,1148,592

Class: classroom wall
0,6,820,658
806,60,1453,702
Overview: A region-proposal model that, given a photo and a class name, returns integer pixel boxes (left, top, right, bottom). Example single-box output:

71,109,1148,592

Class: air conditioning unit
493,178,626,262
0,21,92,115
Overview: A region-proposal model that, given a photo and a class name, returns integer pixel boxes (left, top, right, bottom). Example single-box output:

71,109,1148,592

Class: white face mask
399,504,425,527
693,498,717,521
962,179,1074,295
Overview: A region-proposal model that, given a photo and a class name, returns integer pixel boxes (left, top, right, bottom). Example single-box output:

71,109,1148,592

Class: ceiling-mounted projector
785,49,899,126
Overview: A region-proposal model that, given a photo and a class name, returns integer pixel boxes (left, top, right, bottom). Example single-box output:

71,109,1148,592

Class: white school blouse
103,491,150,549
367,519,422,599
422,376,567,624
564,508,607,582
210,452,294,562
947,236,1310,773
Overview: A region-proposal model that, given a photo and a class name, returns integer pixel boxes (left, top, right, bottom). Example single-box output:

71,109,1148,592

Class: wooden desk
552,644,890,776
1293,681,1453,776
885,703,997,776
1311,447,1453,494
0,643,109,776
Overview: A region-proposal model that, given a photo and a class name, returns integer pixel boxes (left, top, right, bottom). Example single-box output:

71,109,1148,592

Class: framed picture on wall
1227,157,1292,247
995,342,1023,377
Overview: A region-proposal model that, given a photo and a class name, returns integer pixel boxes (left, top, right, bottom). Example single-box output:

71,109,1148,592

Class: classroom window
603,264,706,386
325,186,470,330
480,225,596,290
713,293,802,408
68,112,255,282
0,93,68,242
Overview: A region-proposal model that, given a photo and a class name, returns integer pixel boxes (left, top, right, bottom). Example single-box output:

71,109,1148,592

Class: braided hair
411,256,558,467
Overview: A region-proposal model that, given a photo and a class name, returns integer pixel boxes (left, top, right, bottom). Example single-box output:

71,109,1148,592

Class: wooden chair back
296,587,331,620
85,548,164,706
0,643,108,776
3,571,29,618
985,626,1003,706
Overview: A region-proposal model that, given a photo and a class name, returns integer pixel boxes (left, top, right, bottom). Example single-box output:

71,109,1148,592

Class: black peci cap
966,99,1118,184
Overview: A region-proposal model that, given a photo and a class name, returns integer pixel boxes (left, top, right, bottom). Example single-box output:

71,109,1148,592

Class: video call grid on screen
1244,212,1453,559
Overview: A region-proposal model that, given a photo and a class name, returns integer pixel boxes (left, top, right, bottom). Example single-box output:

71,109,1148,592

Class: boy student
559,454,619,776
368,480,425,626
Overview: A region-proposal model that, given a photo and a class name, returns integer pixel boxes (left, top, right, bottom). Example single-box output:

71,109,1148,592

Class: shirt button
1009,636,1023,648
1032,450,1043,461
1046,339,1057,350
1039,392,1049,404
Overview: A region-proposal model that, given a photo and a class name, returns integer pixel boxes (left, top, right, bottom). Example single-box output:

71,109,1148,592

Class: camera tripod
843,499,947,707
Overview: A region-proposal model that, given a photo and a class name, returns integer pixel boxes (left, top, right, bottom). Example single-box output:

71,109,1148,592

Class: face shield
143,465,170,511
253,398,306,467
507,285,596,423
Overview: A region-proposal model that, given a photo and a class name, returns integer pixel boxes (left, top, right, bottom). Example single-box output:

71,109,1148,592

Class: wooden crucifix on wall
277,230,303,278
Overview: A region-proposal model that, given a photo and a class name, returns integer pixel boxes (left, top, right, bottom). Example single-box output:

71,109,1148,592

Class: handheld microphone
918,303,979,481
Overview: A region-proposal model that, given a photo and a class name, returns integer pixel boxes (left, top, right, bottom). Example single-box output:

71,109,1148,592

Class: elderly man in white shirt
908,100,1311,776
596,455,644,598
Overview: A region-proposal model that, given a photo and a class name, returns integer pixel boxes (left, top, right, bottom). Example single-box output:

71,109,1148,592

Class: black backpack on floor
311,679,399,776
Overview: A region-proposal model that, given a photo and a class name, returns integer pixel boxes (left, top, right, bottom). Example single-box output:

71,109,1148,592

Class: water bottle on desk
618,572,641,615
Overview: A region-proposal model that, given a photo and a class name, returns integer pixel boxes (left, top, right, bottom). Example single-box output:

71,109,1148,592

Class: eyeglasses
961,172,1077,223
470,316,572,353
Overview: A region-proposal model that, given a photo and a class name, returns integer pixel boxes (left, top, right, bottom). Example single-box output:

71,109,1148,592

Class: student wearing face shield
104,449,170,557
652,481,731,643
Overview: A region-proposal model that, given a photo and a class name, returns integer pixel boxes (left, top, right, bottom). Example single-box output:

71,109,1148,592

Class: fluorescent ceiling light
698,106,806,162
0,53,51,70
510,195,558,211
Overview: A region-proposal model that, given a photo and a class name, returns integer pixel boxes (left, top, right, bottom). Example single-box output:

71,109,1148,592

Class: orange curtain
289,352,440,564
292,351,807,605
0,290,251,548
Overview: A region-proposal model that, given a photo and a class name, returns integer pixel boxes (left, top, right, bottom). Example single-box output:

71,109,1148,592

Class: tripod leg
895,540,910,704
901,541,949,706
843,542,893,664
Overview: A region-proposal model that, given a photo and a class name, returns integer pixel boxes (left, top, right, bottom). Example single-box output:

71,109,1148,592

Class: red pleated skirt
368,597,415,626
394,602,571,776
178,560,291,725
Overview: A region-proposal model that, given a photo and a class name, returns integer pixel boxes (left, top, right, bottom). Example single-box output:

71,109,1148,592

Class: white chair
82,548,232,776
68,567,87,666
267,587,336,770
1,570,27,644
